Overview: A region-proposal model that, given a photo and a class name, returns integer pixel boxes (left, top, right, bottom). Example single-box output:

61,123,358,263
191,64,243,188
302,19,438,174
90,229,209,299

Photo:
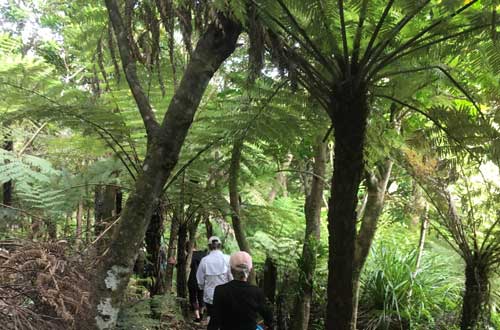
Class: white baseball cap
208,236,221,245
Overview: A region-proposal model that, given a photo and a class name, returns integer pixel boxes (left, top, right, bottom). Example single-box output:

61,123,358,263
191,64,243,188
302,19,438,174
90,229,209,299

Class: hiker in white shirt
196,236,232,325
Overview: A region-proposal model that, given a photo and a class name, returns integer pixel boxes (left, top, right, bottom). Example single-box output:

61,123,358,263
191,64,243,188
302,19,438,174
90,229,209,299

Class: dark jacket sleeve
208,286,222,330
256,288,274,328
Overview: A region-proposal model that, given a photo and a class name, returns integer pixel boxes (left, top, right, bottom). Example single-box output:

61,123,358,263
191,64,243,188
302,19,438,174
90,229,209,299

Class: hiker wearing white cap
208,251,273,330
196,236,232,324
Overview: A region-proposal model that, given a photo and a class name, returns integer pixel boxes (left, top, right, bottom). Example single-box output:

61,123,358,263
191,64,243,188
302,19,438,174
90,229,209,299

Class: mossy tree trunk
90,2,241,328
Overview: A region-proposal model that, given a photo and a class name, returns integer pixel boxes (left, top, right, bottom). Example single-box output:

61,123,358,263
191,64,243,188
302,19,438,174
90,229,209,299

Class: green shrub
358,244,462,330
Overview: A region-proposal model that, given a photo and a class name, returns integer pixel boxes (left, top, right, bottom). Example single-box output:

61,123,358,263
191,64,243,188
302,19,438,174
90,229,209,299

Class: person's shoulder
215,281,231,293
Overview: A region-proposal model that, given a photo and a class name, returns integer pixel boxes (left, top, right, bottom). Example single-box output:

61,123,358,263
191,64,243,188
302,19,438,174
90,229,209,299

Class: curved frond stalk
369,0,481,79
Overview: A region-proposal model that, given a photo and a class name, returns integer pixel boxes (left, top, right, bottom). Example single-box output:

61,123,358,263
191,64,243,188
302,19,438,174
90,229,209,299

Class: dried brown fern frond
0,241,91,330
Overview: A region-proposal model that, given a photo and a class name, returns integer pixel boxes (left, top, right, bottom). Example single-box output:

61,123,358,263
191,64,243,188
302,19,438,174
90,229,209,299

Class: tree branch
105,0,160,137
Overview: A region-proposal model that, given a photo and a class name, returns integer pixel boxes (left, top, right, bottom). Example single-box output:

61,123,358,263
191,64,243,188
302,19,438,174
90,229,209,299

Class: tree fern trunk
326,89,369,330
460,261,489,330
145,203,166,295
292,138,326,330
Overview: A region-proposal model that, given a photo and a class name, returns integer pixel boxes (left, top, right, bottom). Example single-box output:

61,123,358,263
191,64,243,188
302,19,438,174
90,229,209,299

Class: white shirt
196,250,232,304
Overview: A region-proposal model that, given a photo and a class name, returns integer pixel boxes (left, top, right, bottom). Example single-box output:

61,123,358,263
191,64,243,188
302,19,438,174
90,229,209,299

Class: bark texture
165,210,180,293
352,158,393,329
229,138,251,253
326,87,369,330
291,139,326,330
263,256,277,304
76,200,84,248
91,3,241,328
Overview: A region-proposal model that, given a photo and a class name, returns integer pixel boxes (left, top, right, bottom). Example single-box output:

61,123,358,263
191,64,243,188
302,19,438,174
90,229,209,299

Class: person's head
208,236,222,251
229,251,253,281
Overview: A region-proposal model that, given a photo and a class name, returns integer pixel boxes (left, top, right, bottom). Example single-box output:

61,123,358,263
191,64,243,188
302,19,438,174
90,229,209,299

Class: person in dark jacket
209,251,273,330
188,244,207,323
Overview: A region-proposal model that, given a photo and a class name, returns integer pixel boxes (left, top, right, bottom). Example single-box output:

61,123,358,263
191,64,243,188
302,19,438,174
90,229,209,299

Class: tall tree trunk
94,185,115,252
94,186,105,236
291,139,326,330
460,261,489,330
86,206,92,244
414,209,429,273
91,5,241,328
229,138,255,284
229,138,251,253
76,200,84,248
46,218,57,240
205,216,213,239
352,158,393,329
165,210,180,293
145,203,166,295
176,220,188,298
263,256,277,304
326,90,369,330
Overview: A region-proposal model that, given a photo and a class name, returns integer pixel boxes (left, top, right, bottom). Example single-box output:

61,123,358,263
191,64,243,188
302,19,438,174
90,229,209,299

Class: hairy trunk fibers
352,159,393,329
145,204,166,296
90,7,241,328
263,256,277,304
460,261,489,330
291,139,326,330
326,89,369,330
165,211,180,293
